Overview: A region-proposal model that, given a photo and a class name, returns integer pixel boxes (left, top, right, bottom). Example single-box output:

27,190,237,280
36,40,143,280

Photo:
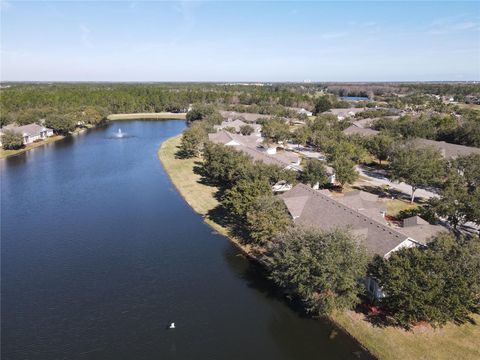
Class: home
342,124,379,137
289,107,313,117
219,110,269,123
326,108,365,121
280,184,448,299
0,123,54,146
214,119,262,136
410,138,480,160
208,130,302,171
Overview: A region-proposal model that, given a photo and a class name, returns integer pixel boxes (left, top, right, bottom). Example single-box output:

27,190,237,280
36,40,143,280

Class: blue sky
1,1,479,81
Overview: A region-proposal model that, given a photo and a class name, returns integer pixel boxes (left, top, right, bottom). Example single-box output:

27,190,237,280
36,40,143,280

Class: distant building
214,119,262,136
219,110,269,123
280,184,448,299
410,138,480,160
289,107,313,117
326,108,365,121
0,123,54,146
208,130,302,171
342,124,379,136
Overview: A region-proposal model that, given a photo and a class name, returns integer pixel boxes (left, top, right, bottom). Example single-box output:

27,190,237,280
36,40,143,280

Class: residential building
214,119,262,136
280,184,448,299
410,138,480,160
326,108,365,120
343,124,379,136
0,123,54,146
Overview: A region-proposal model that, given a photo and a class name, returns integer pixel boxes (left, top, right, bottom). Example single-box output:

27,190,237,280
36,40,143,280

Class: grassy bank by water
108,112,186,120
0,135,64,159
332,311,480,360
158,135,254,255
158,134,480,360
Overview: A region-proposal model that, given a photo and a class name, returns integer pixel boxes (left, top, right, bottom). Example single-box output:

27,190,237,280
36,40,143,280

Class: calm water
1,121,371,360
340,96,369,101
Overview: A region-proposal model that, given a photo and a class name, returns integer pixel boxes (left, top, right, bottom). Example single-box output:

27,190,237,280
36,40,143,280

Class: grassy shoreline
157,134,480,360
107,112,186,120
0,135,65,159
158,135,255,257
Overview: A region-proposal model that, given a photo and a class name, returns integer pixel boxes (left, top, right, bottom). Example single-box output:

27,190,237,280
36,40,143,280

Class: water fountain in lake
116,128,124,138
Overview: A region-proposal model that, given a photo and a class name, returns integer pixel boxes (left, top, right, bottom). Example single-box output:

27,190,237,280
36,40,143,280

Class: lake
339,96,370,101
1,120,371,360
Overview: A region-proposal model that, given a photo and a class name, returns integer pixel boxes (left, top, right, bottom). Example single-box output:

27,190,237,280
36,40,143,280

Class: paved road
355,165,438,200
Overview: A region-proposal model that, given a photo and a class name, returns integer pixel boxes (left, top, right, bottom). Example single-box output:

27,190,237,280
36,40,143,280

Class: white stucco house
0,123,54,146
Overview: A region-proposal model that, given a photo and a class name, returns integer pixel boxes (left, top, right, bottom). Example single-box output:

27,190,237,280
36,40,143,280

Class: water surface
1,121,371,360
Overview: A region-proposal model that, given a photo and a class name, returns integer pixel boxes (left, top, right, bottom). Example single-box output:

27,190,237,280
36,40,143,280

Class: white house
0,123,54,146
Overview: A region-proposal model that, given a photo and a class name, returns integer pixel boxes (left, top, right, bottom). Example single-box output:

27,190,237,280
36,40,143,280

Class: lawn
158,135,218,216
332,310,480,360
0,135,64,159
158,135,251,252
386,198,418,218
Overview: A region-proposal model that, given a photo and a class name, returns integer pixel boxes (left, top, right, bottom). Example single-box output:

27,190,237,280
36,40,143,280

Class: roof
238,146,301,169
343,124,379,136
1,123,52,136
327,108,365,117
214,120,261,133
400,216,448,244
219,110,269,123
208,131,262,147
280,184,447,257
410,138,480,160
337,190,387,218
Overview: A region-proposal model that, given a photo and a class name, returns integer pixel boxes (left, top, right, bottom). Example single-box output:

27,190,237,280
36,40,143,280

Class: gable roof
219,110,269,123
1,123,52,136
411,138,480,160
280,184,447,257
208,131,262,147
343,124,379,136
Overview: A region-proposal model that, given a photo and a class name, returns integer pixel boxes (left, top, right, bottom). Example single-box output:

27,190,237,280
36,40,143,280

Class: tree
371,233,480,328
245,195,292,245
454,154,480,191
431,171,470,228
186,104,218,123
45,114,76,135
221,178,271,217
239,124,254,136
293,126,311,147
367,134,394,164
390,144,445,203
332,157,358,188
1,130,24,150
265,227,369,315
300,159,328,187
313,96,332,115
261,117,290,144
202,142,252,187
179,123,207,158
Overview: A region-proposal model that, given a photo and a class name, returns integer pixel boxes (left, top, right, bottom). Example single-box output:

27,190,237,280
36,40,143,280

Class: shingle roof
1,123,52,136
280,184,447,257
411,138,480,160
343,124,379,136
219,111,269,123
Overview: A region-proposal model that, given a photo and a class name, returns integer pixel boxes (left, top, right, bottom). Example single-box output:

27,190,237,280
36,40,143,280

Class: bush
1,130,24,150
265,227,369,315
371,233,480,328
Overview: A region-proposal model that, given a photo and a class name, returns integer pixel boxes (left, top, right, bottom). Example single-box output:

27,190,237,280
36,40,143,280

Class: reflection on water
1,121,371,360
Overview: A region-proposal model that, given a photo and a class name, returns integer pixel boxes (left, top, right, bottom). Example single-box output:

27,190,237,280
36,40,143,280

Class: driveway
355,165,438,200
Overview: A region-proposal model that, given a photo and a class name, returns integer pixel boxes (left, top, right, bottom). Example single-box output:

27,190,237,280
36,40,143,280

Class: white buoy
169,322,175,329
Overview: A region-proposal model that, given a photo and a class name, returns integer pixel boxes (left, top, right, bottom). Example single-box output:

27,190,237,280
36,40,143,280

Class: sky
1,0,479,82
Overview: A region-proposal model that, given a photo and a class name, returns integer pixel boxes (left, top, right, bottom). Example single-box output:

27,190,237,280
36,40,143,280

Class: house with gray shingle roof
343,124,379,136
281,184,447,258
410,138,480,160
0,123,54,146
280,184,448,299
214,120,262,135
